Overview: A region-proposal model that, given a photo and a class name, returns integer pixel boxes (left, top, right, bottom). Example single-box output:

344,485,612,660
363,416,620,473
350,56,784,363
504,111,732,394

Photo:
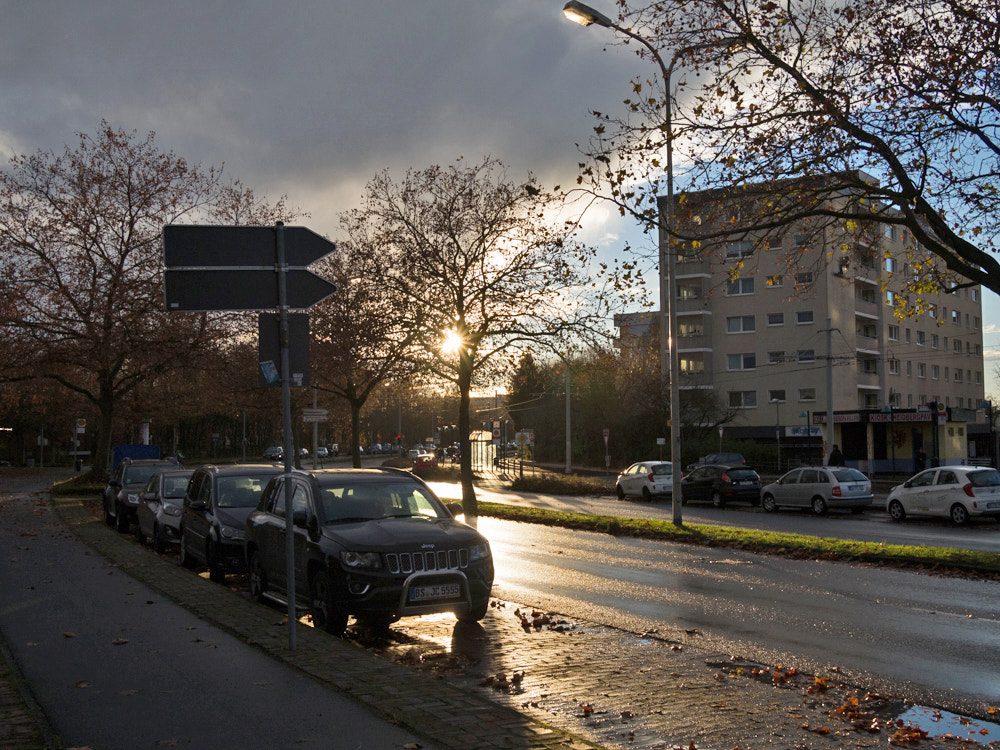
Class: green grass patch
509,474,613,495
476,501,1000,579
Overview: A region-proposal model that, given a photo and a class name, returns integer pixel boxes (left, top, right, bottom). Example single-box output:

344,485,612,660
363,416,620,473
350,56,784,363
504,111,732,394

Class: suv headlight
126,492,141,504
220,525,246,541
340,551,381,570
469,542,492,562
163,504,181,517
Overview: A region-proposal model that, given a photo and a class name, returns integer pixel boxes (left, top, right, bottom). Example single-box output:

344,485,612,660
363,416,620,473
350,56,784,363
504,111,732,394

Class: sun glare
440,328,465,355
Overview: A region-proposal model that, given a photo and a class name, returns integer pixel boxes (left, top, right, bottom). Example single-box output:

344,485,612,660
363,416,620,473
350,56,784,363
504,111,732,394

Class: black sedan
680,464,762,507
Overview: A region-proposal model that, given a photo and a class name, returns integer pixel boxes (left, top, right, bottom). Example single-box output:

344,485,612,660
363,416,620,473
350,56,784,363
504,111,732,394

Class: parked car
263,446,283,461
615,461,673,502
761,466,872,515
686,452,746,472
412,453,438,474
103,457,181,533
244,467,494,635
681,464,761,507
179,464,284,581
135,468,195,552
886,465,1000,525
316,446,329,459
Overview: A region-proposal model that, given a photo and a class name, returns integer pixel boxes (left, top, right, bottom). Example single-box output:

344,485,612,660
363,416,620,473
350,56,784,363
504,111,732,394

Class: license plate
987,502,1000,509
409,583,460,602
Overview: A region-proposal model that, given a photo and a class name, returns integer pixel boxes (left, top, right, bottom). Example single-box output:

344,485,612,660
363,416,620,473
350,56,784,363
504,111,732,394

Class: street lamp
770,398,782,473
563,0,683,524
881,388,895,475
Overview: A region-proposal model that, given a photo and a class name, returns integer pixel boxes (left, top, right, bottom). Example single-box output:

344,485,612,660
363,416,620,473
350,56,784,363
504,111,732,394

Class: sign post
163,222,336,651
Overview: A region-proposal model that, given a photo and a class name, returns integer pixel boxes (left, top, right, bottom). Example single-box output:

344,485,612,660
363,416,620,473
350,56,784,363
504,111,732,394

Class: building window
917,363,926,378
726,315,756,333
678,320,703,337
905,328,911,343
952,310,961,325
796,310,814,324
857,287,877,304
860,358,878,374
795,272,814,285
931,334,938,349
767,274,783,287
973,289,979,302
726,277,755,296
798,388,816,401
886,290,895,306
886,257,896,273
954,369,963,383
884,224,895,239
725,241,754,258
977,371,983,384
974,316,980,330
768,390,786,402
944,367,950,381
888,325,899,341
767,312,784,326
906,360,912,375
679,356,704,373
728,391,757,408
768,351,786,364
888,359,900,375
727,353,757,370
916,330,925,346
798,349,815,362
678,283,701,300
953,339,962,354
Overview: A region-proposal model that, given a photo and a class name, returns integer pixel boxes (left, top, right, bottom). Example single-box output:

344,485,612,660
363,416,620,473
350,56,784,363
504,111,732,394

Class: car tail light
963,483,975,498
832,486,842,497
647,473,655,482
720,472,731,483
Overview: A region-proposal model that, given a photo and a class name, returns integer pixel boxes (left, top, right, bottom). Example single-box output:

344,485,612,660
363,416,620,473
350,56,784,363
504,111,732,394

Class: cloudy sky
3,0,998,393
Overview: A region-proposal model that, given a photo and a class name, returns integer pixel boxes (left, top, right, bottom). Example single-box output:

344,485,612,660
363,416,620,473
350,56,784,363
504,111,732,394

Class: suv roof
195,463,282,475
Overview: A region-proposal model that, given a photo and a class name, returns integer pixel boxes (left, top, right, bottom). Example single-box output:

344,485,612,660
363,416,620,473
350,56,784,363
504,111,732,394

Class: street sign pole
276,223,298,651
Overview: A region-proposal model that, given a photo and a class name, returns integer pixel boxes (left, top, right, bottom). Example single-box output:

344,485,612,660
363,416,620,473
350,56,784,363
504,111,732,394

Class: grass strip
477,500,1000,578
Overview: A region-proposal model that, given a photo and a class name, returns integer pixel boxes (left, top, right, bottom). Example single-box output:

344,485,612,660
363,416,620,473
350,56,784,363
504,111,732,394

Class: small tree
341,157,607,518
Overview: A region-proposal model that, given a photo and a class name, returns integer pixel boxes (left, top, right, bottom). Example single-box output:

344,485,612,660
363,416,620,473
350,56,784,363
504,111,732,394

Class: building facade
617,185,987,472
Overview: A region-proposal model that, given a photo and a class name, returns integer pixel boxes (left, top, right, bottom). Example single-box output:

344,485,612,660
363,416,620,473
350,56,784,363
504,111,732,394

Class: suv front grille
385,548,469,574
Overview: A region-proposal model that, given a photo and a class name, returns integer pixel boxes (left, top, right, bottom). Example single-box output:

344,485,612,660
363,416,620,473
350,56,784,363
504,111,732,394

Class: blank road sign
165,269,337,311
163,225,336,269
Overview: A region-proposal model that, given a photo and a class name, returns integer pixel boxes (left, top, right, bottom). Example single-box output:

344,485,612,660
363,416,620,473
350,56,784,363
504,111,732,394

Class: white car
760,466,872,515
615,461,672,502
886,465,1000,525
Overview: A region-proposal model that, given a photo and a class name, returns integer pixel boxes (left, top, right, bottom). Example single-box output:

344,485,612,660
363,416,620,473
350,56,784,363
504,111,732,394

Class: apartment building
616,183,986,471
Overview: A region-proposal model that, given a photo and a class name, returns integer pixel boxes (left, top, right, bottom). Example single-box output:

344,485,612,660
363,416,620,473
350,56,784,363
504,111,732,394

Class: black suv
245,468,493,635
103,457,180,533
179,464,283,582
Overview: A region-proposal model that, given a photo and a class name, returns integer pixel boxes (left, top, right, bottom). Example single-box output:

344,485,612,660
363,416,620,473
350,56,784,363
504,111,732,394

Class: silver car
135,469,194,553
615,461,673,502
760,466,872,515
886,465,1000,525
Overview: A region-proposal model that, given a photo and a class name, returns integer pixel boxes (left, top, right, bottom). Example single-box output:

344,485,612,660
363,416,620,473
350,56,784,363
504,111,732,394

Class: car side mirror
446,502,464,518
189,499,206,511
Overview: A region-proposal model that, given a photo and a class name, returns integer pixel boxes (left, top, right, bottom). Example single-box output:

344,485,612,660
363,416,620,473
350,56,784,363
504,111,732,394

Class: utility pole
825,317,834,463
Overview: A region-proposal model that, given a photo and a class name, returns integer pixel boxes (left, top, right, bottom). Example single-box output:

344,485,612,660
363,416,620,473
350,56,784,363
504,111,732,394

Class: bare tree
0,123,293,473
340,157,608,517
572,0,1000,303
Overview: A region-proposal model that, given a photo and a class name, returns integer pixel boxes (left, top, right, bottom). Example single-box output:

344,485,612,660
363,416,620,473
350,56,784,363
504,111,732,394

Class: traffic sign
302,408,329,423
163,225,336,269
165,269,336,311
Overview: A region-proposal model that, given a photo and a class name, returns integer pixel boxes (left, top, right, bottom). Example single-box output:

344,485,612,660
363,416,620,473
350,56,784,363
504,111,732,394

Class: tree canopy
572,0,1000,301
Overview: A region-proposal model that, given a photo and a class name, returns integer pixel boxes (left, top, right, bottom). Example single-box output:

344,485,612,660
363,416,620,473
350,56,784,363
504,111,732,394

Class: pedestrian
828,444,846,467
915,449,927,472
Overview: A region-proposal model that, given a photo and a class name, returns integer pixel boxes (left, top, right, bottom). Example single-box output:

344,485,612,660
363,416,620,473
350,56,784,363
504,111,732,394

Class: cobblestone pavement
3,471,997,750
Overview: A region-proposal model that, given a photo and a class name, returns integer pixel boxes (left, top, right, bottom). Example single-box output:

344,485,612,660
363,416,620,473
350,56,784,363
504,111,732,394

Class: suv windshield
123,465,163,486
318,480,446,523
217,475,273,508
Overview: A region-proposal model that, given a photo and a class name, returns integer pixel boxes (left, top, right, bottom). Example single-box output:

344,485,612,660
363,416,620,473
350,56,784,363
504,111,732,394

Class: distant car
179,464,284,582
886,465,1000,525
761,466,872,515
263,446,283,461
616,461,673,502
103,457,181,533
316,446,329,459
681,464,761,507
135,468,195,553
412,453,438,474
686,453,746,472
244,467,493,635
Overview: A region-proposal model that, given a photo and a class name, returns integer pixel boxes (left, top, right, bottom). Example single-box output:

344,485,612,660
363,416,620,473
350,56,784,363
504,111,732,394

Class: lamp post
881,388,895,475
563,0,683,523
771,398,782,473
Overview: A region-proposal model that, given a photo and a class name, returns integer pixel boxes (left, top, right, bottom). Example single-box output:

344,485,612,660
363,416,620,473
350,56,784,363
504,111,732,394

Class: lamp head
562,0,614,28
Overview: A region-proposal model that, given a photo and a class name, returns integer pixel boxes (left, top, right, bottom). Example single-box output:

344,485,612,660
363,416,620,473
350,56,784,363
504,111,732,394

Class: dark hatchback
244,468,493,636
680,463,762,507
179,464,283,582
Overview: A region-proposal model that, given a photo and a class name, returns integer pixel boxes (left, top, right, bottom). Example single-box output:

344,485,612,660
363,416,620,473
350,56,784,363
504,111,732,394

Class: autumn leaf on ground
75,680,89,688
63,632,76,638
112,637,128,645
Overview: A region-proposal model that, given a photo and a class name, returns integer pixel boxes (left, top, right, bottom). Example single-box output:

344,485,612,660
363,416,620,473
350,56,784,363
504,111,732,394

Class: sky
2,0,998,396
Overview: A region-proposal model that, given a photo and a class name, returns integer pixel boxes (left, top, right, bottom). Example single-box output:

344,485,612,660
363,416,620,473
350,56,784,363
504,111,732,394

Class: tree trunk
457,358,477,522
350,400,363,468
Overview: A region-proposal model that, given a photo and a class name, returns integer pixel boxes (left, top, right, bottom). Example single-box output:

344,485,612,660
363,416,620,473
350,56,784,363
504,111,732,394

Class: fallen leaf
112,637,128,645
75,680,89,688
62,632,76,638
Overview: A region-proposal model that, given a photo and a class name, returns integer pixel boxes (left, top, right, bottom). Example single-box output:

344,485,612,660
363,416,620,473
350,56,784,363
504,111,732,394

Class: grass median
476,500,1000,579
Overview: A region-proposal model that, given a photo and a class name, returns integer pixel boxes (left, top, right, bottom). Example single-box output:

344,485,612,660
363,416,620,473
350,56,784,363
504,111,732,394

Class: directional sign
163,225,336,269
165,269,336,311
302,408,329,423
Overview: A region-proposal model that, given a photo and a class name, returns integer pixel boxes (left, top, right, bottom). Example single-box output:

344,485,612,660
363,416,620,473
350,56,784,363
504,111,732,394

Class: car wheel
711,491,724,508
179,530,197,569
811,496,828,516
152,523,166,554
115,505,130,533
207,540,225,583
950,503,970,526
761,493,777,513
103,500,115,527
311,570,348,636
135,521,146,545
458,598,490,623
641,487,652,502
887,499,906,522
616,485,626,500
248,550,267,602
